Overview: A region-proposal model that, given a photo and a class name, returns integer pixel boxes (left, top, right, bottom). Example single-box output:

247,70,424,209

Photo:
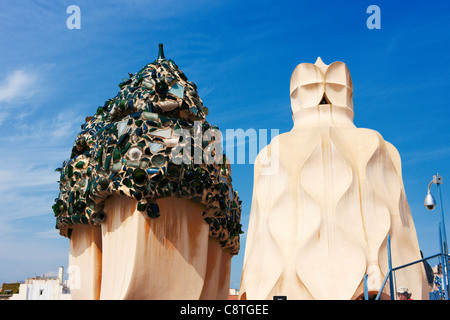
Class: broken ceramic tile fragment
169,83,184,98
159,100,179,111
143,111,158,121
128,147,142,161
149,128,172,138
148,142,163,153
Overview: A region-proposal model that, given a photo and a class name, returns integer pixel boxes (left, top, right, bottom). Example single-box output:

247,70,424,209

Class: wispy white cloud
0,107,83,223
0,69,37,103
402,146,450,165
0,165,59,192
0,190,56,221
0,64,54,129
34,229,61,239
0,108,83,144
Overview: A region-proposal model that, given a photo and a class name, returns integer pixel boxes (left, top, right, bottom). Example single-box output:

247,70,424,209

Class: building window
40,289,44,296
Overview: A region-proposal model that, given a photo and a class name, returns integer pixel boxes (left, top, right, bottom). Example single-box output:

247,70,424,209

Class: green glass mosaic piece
75,161,85,169
104,154,112,170
155,80,168,95
132,168,147,185
137,201,147,211
147,202,160,218
123,178,132,189
68,165,74,178
98,177,109,190
151,154,167,167
121,142,132,155
113,148,120,161
111,162,122,172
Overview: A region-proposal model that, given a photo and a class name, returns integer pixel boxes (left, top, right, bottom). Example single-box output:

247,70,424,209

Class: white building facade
9,267,71,300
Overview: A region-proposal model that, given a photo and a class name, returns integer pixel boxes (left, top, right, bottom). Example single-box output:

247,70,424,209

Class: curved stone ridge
53,44,242,254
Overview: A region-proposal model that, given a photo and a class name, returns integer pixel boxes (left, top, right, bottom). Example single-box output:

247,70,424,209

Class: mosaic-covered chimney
52,44,242,299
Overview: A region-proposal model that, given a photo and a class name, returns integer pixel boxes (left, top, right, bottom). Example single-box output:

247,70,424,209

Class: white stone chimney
58,266,64,285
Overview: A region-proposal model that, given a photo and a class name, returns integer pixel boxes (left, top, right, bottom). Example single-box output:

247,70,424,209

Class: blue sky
0,0,449,291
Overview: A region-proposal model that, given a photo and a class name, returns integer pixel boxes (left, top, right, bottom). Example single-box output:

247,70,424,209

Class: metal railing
362,235,450,300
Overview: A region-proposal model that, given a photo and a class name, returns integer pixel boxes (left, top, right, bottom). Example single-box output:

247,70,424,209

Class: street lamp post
424,173,449,300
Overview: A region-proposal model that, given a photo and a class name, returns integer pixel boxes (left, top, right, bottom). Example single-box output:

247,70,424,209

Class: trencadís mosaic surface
53,44,243,254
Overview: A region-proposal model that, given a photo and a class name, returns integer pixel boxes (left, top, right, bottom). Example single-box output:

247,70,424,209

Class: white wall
9,278,71,300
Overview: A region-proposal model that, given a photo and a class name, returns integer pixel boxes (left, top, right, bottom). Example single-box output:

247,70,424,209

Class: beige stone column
68,225,102,300
239,58,427,300
68,196,233,300
99,196,210,299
